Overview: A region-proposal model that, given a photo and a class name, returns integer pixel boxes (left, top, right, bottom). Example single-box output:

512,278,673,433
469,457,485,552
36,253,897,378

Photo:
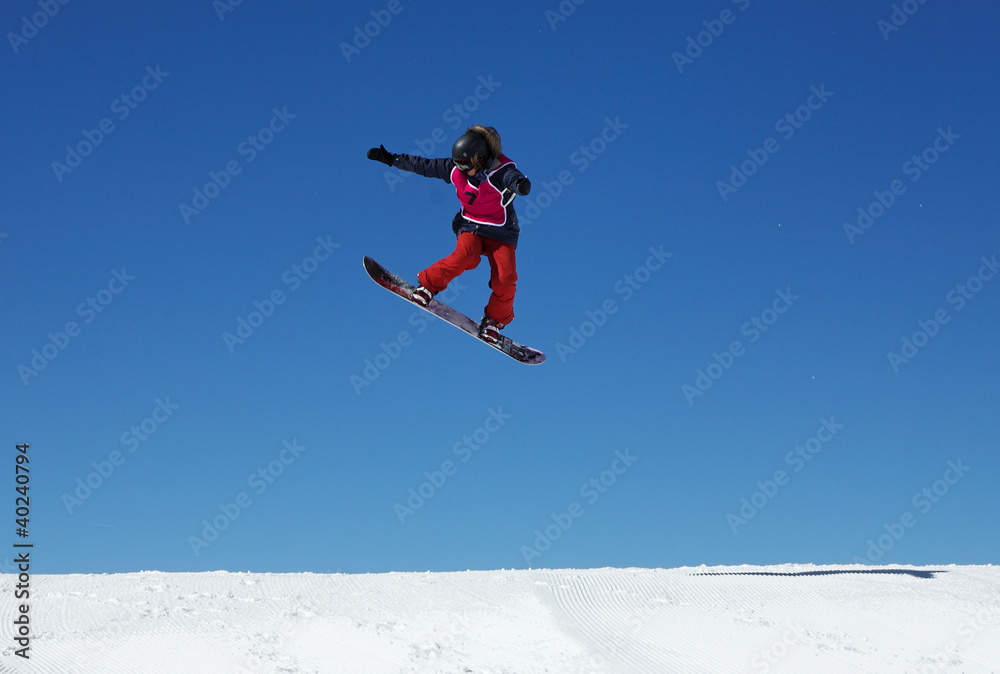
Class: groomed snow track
1,565,998,673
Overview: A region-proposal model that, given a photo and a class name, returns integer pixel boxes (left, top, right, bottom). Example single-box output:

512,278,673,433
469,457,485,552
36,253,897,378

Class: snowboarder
366,125,531,344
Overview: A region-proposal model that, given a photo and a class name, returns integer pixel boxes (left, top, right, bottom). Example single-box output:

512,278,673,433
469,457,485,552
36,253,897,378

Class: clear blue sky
2,0,998,574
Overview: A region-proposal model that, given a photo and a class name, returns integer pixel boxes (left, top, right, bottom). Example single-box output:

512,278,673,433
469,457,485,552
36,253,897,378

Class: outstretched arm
393,153,454,183
367,145,453,184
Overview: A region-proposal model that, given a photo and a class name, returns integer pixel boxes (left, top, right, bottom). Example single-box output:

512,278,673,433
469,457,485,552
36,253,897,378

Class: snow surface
2,565,998,673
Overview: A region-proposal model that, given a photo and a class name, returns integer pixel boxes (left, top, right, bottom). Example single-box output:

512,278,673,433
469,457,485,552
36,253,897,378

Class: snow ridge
1,565,998,673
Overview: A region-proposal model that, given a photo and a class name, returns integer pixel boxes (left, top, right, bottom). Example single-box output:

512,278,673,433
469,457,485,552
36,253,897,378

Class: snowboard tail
363,257,546,365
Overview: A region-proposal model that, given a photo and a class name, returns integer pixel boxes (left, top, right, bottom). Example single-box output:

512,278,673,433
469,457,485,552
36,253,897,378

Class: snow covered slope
2,565,998,673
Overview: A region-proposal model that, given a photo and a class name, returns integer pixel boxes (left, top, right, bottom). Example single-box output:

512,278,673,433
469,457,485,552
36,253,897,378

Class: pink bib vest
451,154,515,226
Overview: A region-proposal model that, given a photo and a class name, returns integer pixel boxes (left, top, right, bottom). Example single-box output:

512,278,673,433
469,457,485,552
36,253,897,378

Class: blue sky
2,0,998,574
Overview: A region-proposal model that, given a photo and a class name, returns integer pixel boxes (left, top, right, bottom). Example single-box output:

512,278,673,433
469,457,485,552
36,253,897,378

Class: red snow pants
418,231,517,325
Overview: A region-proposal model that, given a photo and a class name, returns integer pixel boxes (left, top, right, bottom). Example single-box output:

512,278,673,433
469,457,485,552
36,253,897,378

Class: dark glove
367,145,395,166
516,178,531,195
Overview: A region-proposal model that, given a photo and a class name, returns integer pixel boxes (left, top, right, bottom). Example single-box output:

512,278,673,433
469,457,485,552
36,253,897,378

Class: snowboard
363,257,546,365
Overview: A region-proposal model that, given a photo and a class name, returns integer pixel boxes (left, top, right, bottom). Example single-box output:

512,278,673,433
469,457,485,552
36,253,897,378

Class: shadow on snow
691,569,945,580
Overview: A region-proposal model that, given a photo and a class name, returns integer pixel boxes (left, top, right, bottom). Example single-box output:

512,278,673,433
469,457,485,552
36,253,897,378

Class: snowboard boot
411,286,435,307
479,316,504,344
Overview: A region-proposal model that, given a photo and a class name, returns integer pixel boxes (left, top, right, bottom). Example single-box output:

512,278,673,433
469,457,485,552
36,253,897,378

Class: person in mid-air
366,125,531,344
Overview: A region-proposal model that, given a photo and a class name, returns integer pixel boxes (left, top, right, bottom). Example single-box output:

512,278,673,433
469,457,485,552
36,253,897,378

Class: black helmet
452,132,490,170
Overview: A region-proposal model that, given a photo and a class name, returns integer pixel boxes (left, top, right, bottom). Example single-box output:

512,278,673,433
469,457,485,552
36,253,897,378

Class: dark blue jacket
392,153,526,248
